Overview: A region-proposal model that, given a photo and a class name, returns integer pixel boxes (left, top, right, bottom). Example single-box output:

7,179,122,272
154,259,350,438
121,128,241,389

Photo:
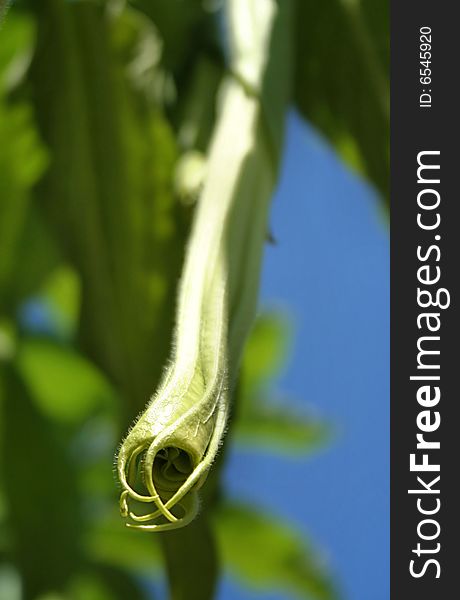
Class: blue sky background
218,111,389,600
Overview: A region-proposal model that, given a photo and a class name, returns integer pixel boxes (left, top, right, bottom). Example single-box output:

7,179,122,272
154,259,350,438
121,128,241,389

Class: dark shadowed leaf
0,96,47,307
68,568,147,600
27,0,186,416
0,366,82,597
84,508,162,575
129,0,217,74
160,515,218,600
293,0,389,203
0,11,50,309
4,208,60,312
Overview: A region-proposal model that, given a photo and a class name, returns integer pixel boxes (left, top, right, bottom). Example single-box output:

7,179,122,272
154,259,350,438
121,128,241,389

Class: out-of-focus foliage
0,0,386,598
17,338,116,424
293,0,389,203
0,13,48,308
235,312,330,453
214,503,335,600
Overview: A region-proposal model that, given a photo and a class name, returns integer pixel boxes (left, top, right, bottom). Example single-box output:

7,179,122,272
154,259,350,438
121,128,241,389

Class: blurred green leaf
0,10,34,91
0,318,15,362
37,265,81,339
175,55,222,152
360,0,389,74
0,10,49,309
259,0,294,169
235,312,329,453
293,0,389,202
240,312,290,393
27,0,186,416
128,0,224,154
66,573,112,600
214,503,337,600
84,508,162,575
0,99,48,305
16,338,116,424
67,569,146,600
130,0,217,75
0,366,82,597
235,401,330,454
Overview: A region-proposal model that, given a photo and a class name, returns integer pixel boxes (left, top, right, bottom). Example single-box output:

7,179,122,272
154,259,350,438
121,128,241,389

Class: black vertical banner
392,2,459,598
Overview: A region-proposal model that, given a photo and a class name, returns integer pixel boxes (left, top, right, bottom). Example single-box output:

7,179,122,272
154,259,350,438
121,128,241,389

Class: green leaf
293,0,389,202
240,312,290,394
214,503,338,600
0,10,34,91
16,338,116,424
235,312,329,453
260,0,294,169
68,569,146,600
66,573,113,600
129,0,216,74
84,509,162,575
0,10,48,307
36,264,81,339
235,400,330,454
0,366,82,597
27,0,186,417
4,207,61,311
0,100,48,305
175,55,223,152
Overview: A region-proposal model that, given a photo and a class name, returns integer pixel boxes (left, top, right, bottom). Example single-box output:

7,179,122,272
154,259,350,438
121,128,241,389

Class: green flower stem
117,0,291,531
